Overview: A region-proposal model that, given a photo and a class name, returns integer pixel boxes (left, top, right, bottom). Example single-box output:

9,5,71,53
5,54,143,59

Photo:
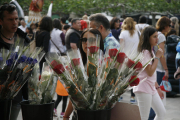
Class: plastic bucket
0,99,12,120
76,108,112,120
20,100,54,120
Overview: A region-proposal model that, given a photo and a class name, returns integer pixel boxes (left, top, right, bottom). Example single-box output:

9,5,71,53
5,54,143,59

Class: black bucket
76,108,112,120
20,100,54,120
0,99,12,120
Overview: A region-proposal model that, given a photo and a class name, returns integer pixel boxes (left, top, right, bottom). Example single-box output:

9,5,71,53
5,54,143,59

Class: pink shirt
133,50,157,95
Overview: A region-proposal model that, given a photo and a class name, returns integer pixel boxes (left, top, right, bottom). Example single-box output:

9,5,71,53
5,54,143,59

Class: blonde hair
170,17,179,35
82,15,88,20
121,17,136,36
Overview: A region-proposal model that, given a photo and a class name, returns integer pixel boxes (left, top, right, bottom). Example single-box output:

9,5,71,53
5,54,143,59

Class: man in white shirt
18,19,27,32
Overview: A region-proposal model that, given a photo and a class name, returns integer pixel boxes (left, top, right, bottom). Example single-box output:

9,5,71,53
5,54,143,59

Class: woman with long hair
110,17,121,41
149,16,171,120
63,28,104,120
134,26,166,120
170,17,179,36
119,17,140,103
36,16,53,73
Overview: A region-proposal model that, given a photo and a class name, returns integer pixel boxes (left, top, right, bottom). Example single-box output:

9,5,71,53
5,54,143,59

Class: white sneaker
130,97,136,104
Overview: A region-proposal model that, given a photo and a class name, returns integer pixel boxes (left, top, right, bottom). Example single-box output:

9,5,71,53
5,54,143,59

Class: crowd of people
0,2,180,120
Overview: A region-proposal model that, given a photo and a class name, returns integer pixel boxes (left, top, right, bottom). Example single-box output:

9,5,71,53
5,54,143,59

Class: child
133,26,166,120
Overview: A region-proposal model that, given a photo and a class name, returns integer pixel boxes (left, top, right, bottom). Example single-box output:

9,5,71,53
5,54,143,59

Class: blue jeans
148,71,165,120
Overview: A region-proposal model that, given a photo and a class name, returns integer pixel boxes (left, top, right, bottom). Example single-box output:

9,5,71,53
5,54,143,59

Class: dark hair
166,28,176,37
80,29,104,65
38,16,53,32
26,27,33,34
53,18,62,30
138,16,147,23
110,17,120,29
63,24,71,30
60,17,66,24
71,18,80,25
138,26,157,57
68,18,72,22
0,3,16,20
89,13,110,30
156,16,171,32
35,22,39,28
30,22,36,28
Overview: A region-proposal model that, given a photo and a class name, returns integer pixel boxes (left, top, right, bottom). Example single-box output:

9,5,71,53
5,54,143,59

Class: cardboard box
111,102,141,120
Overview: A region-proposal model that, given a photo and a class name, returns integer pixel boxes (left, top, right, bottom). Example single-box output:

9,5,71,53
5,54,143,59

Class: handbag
50,38,66,56
160,76,172,92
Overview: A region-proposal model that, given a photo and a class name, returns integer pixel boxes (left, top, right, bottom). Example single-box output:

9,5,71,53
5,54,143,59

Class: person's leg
130,89,136,103
54,94,62,109
10,102,21,120
151,93,166,120
149,71,164,119
135,92,152,120
62,96,68,113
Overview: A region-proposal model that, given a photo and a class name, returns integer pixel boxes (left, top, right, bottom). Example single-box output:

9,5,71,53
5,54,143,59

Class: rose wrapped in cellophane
67,49,87,94
0,38,44,100
85,34,101,108
45,53,90,109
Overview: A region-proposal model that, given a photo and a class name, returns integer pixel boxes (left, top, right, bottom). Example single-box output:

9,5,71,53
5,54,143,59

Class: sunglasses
80,38,87,43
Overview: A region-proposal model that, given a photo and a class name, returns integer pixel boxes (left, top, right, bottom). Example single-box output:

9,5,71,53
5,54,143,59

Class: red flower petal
53,64,65,74
129,76,140,86
134,62,143,70
109,49,118,58
127,59,135,68
72,58,80,66
51,60,59,68
117,52,126,63
88,46,99,54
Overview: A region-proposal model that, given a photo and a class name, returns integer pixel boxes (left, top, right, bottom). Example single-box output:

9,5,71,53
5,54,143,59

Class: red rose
72,58,80,66
134,62,143,70
117,52,126,63
129,76,140,86
127,59,135,68
53,64,65,74
51,60,59,68
88,46,99,54
109,49,118,58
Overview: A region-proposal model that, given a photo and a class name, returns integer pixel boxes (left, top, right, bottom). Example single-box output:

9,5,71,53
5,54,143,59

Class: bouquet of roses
45,53,90,109
0,38,44,100
45,33,153,111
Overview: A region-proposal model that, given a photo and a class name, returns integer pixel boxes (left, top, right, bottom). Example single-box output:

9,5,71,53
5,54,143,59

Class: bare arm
145,48,163,76
155,82,164,99
158,42,169,80
120,39,124,45
63,100,73,120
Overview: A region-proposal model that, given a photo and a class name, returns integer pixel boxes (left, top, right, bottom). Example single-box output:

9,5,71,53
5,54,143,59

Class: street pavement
17,91,180,120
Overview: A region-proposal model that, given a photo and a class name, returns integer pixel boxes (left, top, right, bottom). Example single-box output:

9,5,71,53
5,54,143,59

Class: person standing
170,17,180,36
89,13,120,52
110,17,121,41
50,19,66,54
65,18,81,50
119,17,140,103
148,16,170,120
0,3,28,120
18,19,27,32
135,15,149,35
35,16,53,74
134,26,166,120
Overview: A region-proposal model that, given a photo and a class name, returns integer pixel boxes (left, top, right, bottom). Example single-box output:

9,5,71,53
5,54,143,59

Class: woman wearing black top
35,16,53,73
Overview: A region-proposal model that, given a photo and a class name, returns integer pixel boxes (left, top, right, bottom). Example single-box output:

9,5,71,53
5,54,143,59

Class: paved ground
17,91,180,120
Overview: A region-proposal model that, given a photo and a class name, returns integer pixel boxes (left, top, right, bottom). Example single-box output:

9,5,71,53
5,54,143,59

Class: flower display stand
111,102,141,120
0,99,12,120
76,108,112,120
20,100,54,120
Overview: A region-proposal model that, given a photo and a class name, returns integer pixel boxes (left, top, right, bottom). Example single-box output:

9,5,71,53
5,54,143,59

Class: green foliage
0,0,180,16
